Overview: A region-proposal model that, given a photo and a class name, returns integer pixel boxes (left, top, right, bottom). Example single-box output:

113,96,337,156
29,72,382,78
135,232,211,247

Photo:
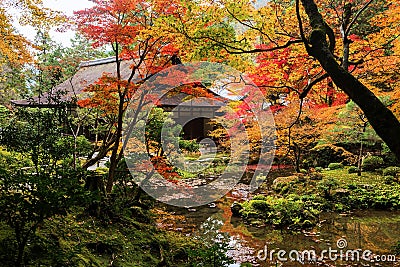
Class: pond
155,176,400,267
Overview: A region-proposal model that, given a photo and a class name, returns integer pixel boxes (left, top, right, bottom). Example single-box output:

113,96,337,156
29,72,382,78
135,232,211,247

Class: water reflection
157,187,400,266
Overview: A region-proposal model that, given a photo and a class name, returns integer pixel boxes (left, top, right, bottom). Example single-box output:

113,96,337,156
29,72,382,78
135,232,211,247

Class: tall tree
0,0,67,104
75,0,183,193
298,0,400,160
171,0,400,160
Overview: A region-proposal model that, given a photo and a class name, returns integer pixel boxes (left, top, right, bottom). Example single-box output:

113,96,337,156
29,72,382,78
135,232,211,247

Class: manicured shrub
179,139,200,152
348,166,358,174
383,166,400,177
314,167,323,172
252,195,268,201
308,144,357,167
328,162,344,170
362,156,384,171
384,175,396,185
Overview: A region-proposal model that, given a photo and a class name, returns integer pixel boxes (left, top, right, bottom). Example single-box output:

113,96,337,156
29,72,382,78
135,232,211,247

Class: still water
157,184,400,267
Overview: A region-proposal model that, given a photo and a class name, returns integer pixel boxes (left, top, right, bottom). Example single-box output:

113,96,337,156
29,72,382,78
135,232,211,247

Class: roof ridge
79,57,117,68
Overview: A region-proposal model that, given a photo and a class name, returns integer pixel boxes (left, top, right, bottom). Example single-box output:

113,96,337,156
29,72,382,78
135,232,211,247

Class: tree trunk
357,123,367,176
106,96,125,193
300,0,400,161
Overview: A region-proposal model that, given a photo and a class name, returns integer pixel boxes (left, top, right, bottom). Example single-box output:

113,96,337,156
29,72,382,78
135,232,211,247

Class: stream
155,170,400,267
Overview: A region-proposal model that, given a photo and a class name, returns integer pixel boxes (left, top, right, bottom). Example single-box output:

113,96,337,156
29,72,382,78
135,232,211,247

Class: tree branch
345,0,375,37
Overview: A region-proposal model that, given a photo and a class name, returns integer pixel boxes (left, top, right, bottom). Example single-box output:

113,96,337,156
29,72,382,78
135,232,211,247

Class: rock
208,203,216,208
231,202,242,217
249,219,264,226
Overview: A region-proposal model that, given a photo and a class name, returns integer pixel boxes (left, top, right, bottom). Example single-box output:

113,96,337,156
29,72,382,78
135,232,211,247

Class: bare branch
299,73,329,99
296,0,311,53
345,0,375,37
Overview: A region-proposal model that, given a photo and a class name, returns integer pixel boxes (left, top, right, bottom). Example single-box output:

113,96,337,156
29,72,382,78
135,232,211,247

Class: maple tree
330,100,382,175
171,0,400,160
0,0,66,66
0,0,69,106
75,0,187,193
298,0,400,160
274,100,323,172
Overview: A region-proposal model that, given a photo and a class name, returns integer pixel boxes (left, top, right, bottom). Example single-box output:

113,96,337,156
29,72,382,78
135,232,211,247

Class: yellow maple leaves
0,0,67,67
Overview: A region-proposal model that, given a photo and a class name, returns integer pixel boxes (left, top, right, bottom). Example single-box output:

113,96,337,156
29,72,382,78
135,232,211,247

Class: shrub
383,166,400,177
394,241,400,255
314,167,323,172
384,175,396,185
348,166,358,174
309,172,323,180
362,156,384,171
179,139,200,152
308,144,356,167
328,163,344,170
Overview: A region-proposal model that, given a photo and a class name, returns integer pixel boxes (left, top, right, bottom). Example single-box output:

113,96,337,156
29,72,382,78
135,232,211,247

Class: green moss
383,166,400,177
239,168,400,229
328,162,344,170
0,206,215,267
348,166,358,174
362,156,384,171
240,195,320,229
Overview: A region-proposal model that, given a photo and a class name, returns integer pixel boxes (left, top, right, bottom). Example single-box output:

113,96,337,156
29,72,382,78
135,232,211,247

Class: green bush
348,166,358,174
394,241,400,255
240,196,320,229
362,156,384,171
383,166,400,177
384,175,396,185
308,144,356,167
328,163,344,170
179,139,200,152
314,167,323,172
